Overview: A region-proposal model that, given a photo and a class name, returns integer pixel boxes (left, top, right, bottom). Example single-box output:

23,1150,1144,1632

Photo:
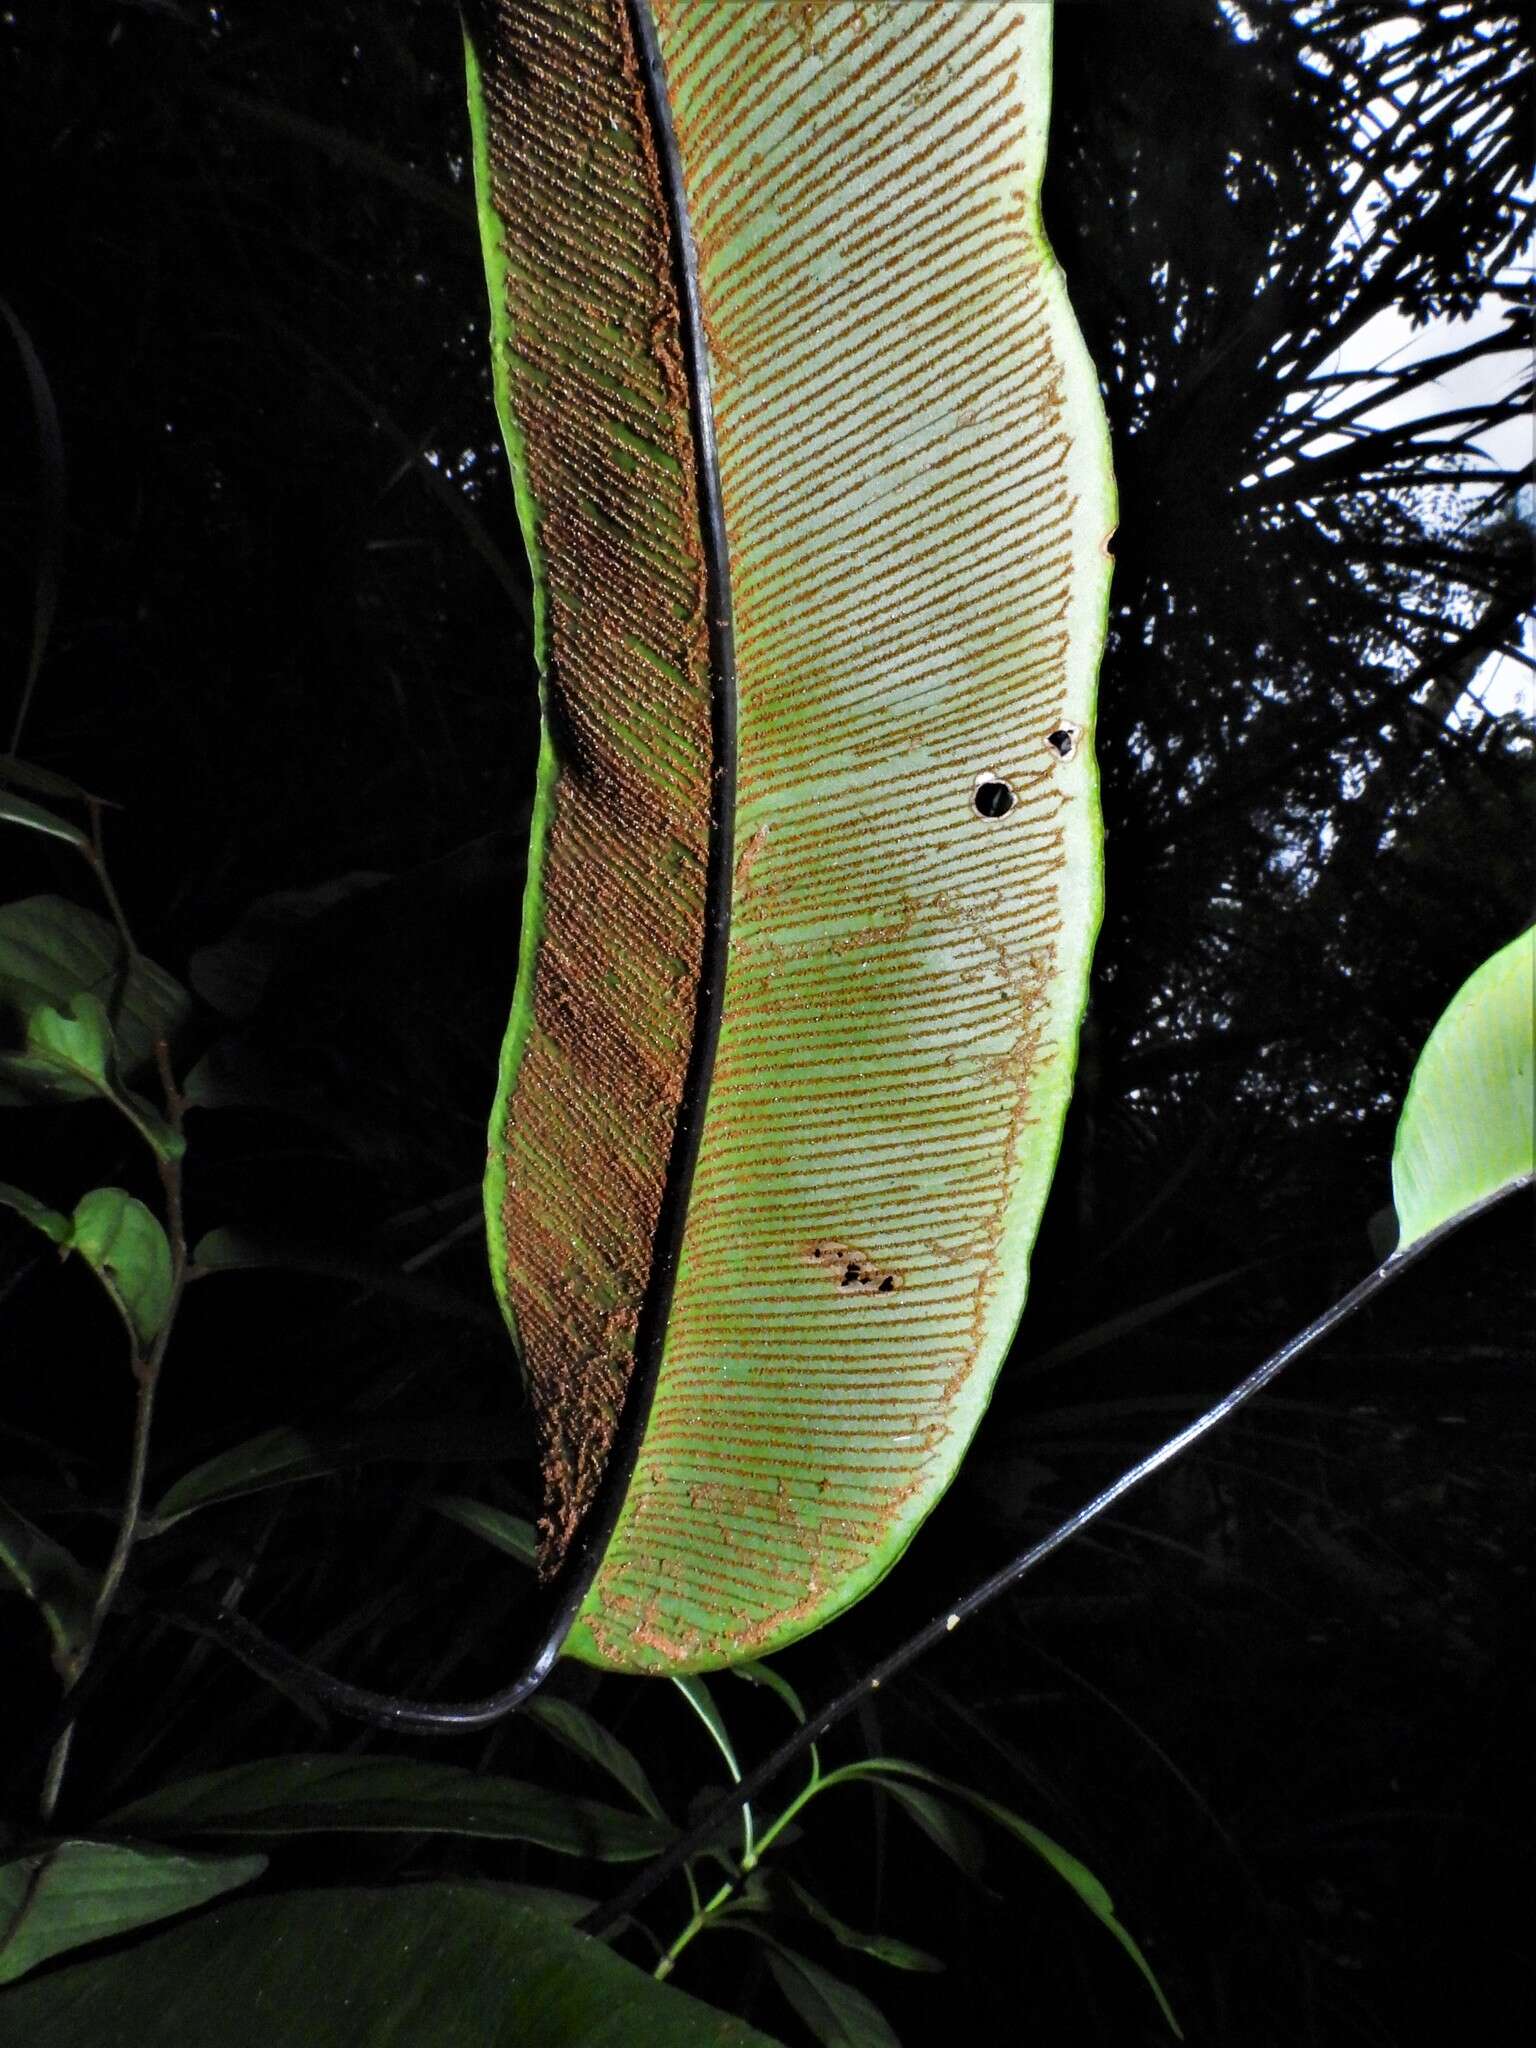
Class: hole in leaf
972,774,1014,820
1046,728,1077,760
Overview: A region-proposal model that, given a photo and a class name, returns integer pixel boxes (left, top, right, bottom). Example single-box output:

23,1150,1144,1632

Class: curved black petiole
576,1189,1527,1939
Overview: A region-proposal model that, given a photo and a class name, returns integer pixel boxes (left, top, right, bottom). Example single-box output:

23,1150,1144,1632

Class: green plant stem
656,1759,862,1977
38,1040,189,1825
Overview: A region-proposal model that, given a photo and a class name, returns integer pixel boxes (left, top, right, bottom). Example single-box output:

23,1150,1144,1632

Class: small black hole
842,1263,862,1287
877,1276,895,1294
1047,729,1075,760
973,777,1015,819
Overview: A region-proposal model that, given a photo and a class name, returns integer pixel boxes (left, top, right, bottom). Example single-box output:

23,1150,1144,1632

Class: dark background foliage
1,2,1531,2042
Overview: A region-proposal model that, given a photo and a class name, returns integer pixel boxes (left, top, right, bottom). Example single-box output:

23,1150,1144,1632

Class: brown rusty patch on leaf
479,0,713,1570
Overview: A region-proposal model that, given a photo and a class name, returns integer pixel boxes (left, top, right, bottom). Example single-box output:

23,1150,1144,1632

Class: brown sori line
701,27,1011,269
685,7,970,227
728,300,1051,520
741,540,1073,714
744,424,1071,615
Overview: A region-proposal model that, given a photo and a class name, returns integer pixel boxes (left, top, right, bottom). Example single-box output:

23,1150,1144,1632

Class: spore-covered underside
475,0,714,1566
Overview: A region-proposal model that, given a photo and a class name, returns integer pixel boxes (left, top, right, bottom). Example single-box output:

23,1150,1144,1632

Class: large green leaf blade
472,0,1112,1674
0,1884,783,2045
1391,927,1534,1252
0,1840,265,1987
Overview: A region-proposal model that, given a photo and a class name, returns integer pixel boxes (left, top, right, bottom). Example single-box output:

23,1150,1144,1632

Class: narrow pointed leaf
8,992,182,1160
469,0,1112,1671
0,1885,783,2046
866,1779,989,1886
862,1760,1180,2037
0,791,89,853
0,755,97,803
1391,927,1535,1252
763,1944,902,2048
782,1879,943,1975
0,1181,69,1245
104,1756,672,1862
674,1672,751,1853
0,1840,265,1986
526,1696,668,1819
731,1659,808,1725
429,1491,539,1568
149,1421,525,1530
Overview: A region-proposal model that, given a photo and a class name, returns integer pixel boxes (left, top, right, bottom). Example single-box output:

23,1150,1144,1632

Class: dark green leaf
187,872,390,1020
0,1839,264,1986
64,1189,173,1353
104,1756,672,1862
0,895,188,1109
864,1777,988,1885
0,1181,69,1245
0,296,66,731
0,756,96,803
1,988,181,1161
0,792,89,854
187,1229,497,1326
731,1660,808,1724
674,1674,742,1782
764,1944,902,2048
0,1883,782,2044
527,1696,667,1820
866,1762,1181,2038
674,1675,751,1853
0,1492,96,1673
429,1491,538,1568
782,1879,942,1974
150,1421,525,1530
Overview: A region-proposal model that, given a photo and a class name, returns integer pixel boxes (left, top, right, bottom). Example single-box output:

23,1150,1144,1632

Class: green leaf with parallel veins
468,0,1112,1672
63,1188,173,1353
1392,926,1535,1252
0,1883,783,2045
0,1839,265,1986
0,1493,96,1673
104,1755,672,1862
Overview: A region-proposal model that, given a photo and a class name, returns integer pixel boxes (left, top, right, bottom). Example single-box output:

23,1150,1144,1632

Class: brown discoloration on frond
477,0,712,1567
